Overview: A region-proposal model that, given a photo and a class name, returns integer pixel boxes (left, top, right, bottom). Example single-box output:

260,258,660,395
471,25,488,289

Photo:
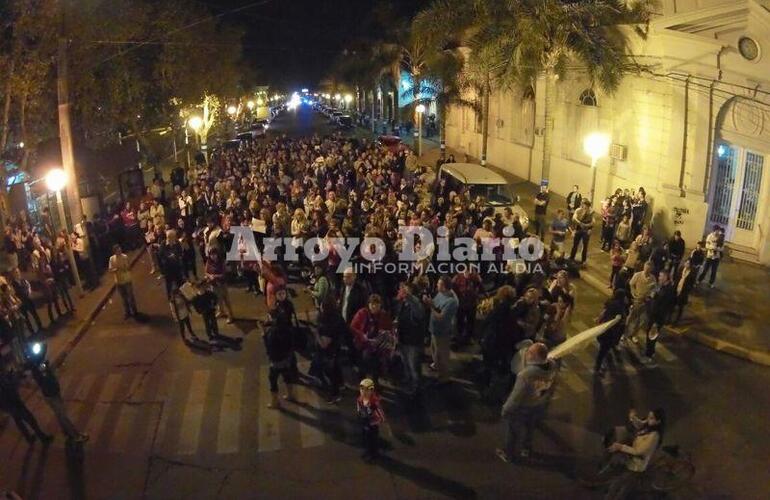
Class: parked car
376,135,409,155
337,115,353,129
437,162,529,226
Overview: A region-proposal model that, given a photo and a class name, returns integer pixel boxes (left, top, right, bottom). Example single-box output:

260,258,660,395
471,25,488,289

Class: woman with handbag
350,294,393,384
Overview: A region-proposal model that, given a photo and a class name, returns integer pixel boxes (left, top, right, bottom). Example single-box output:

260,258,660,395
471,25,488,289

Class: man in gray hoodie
496,342,558,462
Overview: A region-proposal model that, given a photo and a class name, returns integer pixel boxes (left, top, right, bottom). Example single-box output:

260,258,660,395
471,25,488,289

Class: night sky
202,0,423,90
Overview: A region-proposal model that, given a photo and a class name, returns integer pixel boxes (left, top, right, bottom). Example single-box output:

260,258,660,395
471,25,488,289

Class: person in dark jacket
594,289,628,377
480,286,517,392
0,369,52,445
264,288,298,408
28,361,88,443
643,271,676,364
315,296,346,403
395,282,427,396
672,259,697,323
667,231,685,273
159,230,186,298
9,268,42,333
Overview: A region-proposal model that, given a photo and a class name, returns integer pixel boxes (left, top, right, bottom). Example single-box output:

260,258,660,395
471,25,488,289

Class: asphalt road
2,105,769,499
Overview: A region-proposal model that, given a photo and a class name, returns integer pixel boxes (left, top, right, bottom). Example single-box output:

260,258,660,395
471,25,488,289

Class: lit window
578,89,598,106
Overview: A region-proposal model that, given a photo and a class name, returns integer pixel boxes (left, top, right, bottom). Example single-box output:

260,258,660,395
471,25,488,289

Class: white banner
548,315,622,360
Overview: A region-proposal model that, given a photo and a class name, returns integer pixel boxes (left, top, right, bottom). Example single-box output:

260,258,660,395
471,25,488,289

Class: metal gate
736,151,764,231
710,143,737,226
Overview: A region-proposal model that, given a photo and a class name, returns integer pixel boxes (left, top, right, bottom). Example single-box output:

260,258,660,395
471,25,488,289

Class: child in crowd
356,378,385,462
609,240,626,288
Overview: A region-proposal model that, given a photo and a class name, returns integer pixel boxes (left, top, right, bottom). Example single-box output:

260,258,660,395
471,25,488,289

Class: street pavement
1,105,770,499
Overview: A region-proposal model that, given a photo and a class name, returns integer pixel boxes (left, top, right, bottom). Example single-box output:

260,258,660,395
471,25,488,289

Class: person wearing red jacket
357,378,385,462
349,294,393,383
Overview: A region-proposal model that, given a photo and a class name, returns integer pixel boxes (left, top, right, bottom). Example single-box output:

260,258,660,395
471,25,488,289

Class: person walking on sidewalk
698,225,724,288
566,185,582,224
423,276,458,384
624,262,656,344
532,185,550,240
496,342,557,463
109,244,139,319
569,200,594,265
642,271,676,364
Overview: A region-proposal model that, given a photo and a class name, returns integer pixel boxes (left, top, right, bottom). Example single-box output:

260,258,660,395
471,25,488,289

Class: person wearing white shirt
108,244,138,318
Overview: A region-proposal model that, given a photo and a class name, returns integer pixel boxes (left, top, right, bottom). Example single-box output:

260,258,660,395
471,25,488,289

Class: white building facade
445,0,770,264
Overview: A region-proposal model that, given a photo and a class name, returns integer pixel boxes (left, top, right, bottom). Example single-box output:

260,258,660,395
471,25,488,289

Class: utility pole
57,0,83,227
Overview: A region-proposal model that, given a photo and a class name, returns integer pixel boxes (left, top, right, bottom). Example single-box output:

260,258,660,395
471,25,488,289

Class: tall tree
493,0,658,180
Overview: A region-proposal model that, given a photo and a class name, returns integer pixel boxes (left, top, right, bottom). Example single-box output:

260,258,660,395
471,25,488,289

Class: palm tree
498,0,659,180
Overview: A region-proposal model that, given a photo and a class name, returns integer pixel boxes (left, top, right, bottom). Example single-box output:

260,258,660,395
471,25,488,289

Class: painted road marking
258,366,281,452
216,367,244,454
177,369,210,455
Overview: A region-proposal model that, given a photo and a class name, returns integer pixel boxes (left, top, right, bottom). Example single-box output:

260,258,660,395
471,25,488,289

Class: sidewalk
1,248,147,372
414,140,770,366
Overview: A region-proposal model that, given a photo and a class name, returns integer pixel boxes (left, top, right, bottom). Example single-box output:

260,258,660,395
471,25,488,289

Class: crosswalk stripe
108,401,140,453
216,367,244,454
656,343,677,363
69,373,98,401
296,384,326,449
154,371,183,450
96,372,141,448
257,365,281,452
82,373,123,436
177,370,210,455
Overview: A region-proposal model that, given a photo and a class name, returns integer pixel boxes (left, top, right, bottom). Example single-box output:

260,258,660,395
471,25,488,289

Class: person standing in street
496,342,557,462
569,200,594,265
624,262,656,343
698,225,724,288
28,360,89,444
566,185,582,224
642,271,676,364
160,230,186,299
423,276,458,384
549,209,569,254
109,244,139,319
0,369,53,445
357,378,385,463
594,289,628,377
9,268,43,334
452,267,482,347
395,282,427,397
672,258,697,323
533,185,550,240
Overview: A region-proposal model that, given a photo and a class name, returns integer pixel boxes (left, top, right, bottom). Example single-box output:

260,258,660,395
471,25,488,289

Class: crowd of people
1,120,722,490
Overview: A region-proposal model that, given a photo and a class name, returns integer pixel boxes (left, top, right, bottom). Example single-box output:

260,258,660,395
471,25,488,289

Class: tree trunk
541,68,557,181
19,89,30,172
1,58,15,152
439,105,447,160
371,87,376,134
480,78,490,166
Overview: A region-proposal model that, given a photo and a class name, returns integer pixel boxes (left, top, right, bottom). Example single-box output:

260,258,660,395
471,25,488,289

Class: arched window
522,85,535,102
578,88,598,106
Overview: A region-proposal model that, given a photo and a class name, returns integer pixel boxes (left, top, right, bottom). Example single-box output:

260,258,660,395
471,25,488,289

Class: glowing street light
583,132,611,205
415,104,426,157
257,97,264,106
45,167,68,192
247,100,255,110
188,116,203,131
334,93,341,101
45,167,83,295
227,105,237,115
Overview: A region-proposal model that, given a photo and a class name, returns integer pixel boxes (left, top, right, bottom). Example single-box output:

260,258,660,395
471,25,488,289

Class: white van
437,162,529,226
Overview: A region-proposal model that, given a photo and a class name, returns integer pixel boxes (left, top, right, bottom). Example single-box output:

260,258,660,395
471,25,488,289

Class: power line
89,0,274,70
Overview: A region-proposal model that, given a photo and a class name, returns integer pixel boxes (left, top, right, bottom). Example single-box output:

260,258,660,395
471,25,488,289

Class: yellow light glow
583,132,611,164
257,98,264,106
247,100,255,109
334,93,341,100
45,168,68,192
415,104,426,114
344,94,353,103
188,116,203,131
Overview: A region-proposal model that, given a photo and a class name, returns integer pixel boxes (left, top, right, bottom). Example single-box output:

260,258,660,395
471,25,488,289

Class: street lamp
415,103,426,157
45,168,83,296
334,93,341,102
583,132,611,206
247,100,255,110
227,105,237,116
344,94,352,109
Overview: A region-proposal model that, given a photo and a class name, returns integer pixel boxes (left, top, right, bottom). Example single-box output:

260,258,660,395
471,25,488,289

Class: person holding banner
594,289,628,377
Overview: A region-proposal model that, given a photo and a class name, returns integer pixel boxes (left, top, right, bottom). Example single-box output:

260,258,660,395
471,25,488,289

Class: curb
579,263,770,367
52,247,147,369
